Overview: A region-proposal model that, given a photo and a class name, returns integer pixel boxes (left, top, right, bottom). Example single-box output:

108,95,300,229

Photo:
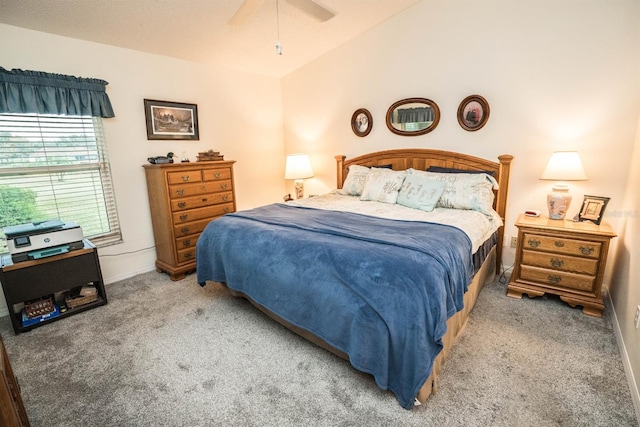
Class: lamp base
547,184,572,220
294,179,304,199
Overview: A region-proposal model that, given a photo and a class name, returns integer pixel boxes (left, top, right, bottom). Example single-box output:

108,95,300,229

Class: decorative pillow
427,166,496,177
340,165,371,196
360,168,407,204
396,169,446,211
425,171,499,215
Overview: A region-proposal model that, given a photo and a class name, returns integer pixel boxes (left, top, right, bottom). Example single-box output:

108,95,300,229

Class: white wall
0,23,286,313
281,0,640,414
610,106,640,417
281,0,639,268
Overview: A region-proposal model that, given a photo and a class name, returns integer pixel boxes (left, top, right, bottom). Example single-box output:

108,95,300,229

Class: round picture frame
457,95,490,132
351,108,373,137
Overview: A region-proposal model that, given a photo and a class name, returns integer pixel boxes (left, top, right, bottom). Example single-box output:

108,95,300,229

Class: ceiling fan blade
228,0,266,26
286,0,335,22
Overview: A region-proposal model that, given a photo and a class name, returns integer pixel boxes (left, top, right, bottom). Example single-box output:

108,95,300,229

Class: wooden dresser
1,334,30,426
507,214,616,317
143,161,236,280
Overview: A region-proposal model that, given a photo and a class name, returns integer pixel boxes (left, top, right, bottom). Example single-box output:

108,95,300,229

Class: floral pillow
360,168,407,204
340,165,371,196
396,169,446,211
425,171,499,216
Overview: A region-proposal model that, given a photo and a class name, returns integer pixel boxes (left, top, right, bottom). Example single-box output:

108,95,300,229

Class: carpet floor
1,271,637,427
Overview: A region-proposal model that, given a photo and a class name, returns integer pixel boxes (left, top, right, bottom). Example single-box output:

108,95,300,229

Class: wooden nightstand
507,214,617,317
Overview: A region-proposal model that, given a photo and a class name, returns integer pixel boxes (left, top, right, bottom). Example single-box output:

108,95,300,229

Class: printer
3,219,85,263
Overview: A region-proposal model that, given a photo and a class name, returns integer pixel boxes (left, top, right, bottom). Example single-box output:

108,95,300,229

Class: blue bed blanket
196,203,475,408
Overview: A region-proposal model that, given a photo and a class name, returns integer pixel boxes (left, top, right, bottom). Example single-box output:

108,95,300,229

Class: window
0,113,121,253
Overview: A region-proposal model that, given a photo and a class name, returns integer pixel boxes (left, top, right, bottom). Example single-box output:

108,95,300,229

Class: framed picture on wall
144,99,199,140
457,95,490,131
351,108,373,137
578,195,610,225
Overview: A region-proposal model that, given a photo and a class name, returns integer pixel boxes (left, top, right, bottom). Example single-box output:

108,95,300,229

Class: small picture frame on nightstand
577,195,610,225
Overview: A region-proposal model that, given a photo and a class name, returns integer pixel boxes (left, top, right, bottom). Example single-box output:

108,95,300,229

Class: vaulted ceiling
0,0,420,78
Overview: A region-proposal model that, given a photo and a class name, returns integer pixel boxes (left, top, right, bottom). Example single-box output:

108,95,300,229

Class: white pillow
360,168,406,204
425,171,498,216
396,169,446,211
340,165,370,196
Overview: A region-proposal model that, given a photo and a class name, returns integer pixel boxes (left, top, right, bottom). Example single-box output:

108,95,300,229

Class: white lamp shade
540,151,588,181
284,154,314,180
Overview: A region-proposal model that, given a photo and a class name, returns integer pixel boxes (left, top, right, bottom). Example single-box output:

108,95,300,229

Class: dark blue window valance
0,67,115,118
395,107,434,124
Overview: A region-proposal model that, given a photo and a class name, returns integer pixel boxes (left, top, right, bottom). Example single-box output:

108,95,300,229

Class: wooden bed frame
228,149,513,406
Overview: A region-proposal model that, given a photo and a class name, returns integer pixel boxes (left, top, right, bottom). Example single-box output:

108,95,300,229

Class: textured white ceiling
0,0,420,78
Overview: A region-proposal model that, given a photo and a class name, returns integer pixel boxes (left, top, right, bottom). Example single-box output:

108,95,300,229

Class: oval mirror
385,98,440,136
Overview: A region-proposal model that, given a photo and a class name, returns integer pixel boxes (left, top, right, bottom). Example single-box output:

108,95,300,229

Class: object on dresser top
507,213,616,317
197,149,224,162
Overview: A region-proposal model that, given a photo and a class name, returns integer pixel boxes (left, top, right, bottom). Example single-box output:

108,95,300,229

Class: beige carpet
1,271,637,426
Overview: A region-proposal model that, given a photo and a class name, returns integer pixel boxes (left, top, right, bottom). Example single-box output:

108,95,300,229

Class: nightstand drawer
522,233,601,259
520,265,595,293
521,250,598,275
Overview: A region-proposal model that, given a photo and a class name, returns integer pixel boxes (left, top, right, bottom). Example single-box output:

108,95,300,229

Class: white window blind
0,113,122,253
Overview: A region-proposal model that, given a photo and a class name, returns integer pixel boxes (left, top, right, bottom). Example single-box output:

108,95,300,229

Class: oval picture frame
385,98,440,136
457,95,490,131
351,108,373,137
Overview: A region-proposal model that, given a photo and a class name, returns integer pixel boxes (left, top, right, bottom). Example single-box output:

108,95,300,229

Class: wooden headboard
335,149,514,270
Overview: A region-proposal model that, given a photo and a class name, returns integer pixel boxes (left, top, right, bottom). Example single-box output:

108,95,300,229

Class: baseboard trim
607,292,640,422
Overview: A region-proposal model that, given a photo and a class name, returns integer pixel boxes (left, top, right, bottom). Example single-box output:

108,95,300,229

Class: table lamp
540,151,587,220
285,154,314,199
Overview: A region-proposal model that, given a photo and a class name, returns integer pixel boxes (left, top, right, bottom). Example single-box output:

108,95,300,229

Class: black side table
0,239,107,334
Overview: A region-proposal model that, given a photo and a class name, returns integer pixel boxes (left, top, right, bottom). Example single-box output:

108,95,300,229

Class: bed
196,148,513,408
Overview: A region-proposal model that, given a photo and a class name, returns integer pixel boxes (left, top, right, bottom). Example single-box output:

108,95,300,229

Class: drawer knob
176,189,184,196
202,198,208,202
184,251,194,259
222,195,229,201
182,175,190,182
527,238,540,248
214,172,222,178
180,214,188,221
181,227,190,235
554,241,565,247
178,202,186,209
580,246,594,255
183,239,192,247
220,184,228,190
223,207,230,213
550,258,564,268
548,275,562,284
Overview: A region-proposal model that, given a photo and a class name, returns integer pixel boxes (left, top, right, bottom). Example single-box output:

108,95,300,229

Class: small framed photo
578,195,610,225
457,95,490,131
144,99,199,140
351,108,373,137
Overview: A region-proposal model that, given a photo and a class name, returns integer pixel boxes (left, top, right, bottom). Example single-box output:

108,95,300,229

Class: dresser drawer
172,203,234,224
169,180,233,199
170,191,233,211
167,170,202,185
177,246,197,264
520,265,595,293
175,233,199,251
521,250,598,275
522,233,601,259
202,167,232,181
